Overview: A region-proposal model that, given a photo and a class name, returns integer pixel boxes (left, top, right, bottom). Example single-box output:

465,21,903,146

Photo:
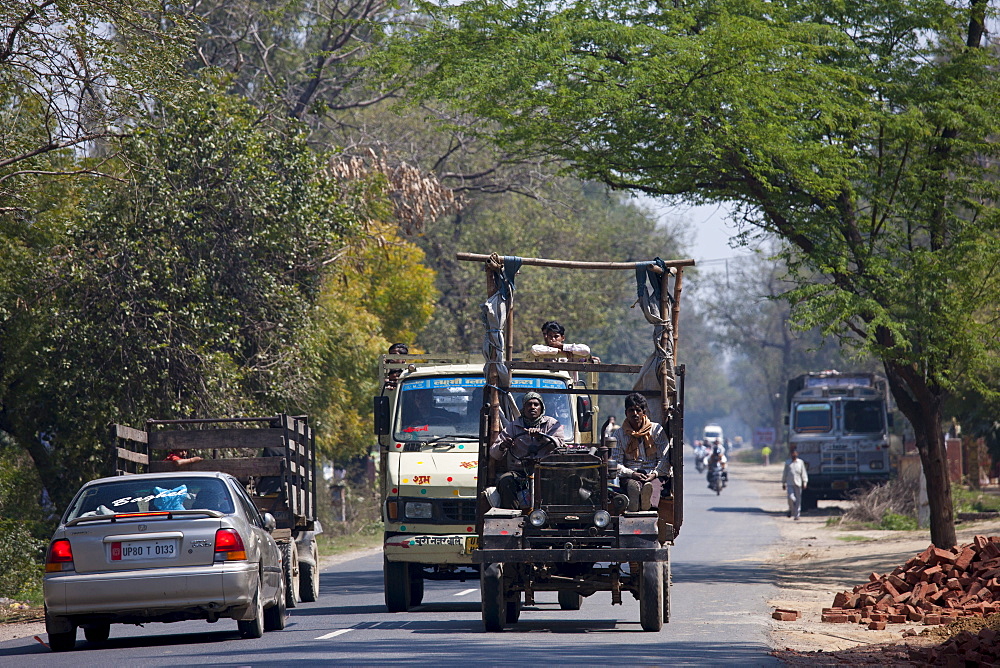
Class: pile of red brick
821,535,1000,629
917,626,1000,665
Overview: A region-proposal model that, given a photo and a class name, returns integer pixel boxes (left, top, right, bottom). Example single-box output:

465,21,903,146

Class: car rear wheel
264,575,287,631
558,590,583,611
384,556,411,612
238,584,266,639
481,562,505,632
639,561,664,632
281,541,300,609
45,614,76,653
83,623,110,643
299,540,320,602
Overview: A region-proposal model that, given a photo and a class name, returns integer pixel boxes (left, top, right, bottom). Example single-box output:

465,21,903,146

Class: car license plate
464,535,479,554
110,540,179,561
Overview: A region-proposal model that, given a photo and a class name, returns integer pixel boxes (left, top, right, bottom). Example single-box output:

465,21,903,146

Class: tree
0,1,195,218
386,0,1000,548
0,89,378,505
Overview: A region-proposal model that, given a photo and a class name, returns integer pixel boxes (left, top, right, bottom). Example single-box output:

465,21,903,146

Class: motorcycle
693,444,707,473
706,463,726,495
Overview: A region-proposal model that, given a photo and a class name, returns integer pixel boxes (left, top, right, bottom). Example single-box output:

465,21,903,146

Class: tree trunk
883,361,956,548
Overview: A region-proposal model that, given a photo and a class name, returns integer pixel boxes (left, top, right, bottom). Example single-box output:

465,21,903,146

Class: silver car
43,472,286,651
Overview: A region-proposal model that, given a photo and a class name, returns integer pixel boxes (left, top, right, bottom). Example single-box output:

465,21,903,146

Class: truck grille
439,499,477,523
822,450,858,474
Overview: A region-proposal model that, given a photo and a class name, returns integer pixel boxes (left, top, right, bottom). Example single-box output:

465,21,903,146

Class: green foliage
0,520,45,601
0,85,381,505
950,485,1000,514
873,512,919,532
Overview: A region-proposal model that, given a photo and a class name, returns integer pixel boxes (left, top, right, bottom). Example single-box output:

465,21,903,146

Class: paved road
0,453,781,666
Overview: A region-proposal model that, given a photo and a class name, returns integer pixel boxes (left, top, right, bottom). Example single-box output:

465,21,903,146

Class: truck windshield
793,403,833,433
394,376,574,442
843,401,883,434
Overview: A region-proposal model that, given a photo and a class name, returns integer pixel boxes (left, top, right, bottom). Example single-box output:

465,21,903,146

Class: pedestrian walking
781,447,809,520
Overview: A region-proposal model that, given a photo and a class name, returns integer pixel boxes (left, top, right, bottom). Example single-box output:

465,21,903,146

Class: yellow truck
373,354,596,611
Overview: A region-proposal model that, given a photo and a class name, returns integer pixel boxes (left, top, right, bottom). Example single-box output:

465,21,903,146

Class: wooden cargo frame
110,414,318,532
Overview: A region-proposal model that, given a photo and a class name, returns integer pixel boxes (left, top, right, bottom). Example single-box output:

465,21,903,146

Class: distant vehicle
703,424,724,446
785,371,893,510
43,471,286,651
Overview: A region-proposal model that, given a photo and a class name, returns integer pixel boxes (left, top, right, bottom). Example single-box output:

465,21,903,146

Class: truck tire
639,561,664,632
408,564,424,607
299,540,320,603
663,557,671,624
481,562,505,632
801,490,818,512
506,595,522,623
384,556,411,612
558,590,583,610
264,574,287,631
281,541,300,609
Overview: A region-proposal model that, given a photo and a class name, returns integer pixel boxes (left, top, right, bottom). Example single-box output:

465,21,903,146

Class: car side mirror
261,512,277,532
374,396,390,435
577,395,594,432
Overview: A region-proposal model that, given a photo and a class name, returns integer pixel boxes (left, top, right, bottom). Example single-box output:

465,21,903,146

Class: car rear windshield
66,477,235,522
394,375,574,442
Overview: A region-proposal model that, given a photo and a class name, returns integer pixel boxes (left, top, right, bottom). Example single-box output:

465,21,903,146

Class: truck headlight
869,460,884,470
529,509,548,527
404,502,433,519
593,510,611,528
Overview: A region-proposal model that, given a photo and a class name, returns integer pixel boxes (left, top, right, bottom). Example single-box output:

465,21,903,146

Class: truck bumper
384,533,477,564
472,547,669,564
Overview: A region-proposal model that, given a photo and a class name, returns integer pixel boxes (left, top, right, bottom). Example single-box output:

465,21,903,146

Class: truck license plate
110,540,179,561
464,536,479,554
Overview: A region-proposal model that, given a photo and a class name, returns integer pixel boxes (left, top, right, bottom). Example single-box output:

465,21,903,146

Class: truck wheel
384,556,411,612
264,574,287,631
299,540,320,603
481,562,506,632
663,557,671,624
801,491,818,512
238,583,266,639
639,562,664,632
45,612,76,652
409,564,424,607
506,595,522,623
281,541,300,609
558,590,583,611
83,623,110,643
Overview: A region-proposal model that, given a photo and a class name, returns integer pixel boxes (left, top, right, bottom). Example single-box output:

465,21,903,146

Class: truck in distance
785,370,893,510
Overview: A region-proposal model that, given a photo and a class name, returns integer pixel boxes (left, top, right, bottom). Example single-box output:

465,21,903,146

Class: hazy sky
637,197,756,271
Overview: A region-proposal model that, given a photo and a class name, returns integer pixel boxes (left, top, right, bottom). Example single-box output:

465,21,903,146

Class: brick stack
820,535,1000,627
916,627,1000,665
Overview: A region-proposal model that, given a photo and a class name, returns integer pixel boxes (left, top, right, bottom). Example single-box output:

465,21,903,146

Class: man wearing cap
490,392,565,508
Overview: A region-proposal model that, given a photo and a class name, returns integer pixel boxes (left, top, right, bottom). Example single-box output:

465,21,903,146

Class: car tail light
214,529,247,561
45,539,75,572
386,500,399,521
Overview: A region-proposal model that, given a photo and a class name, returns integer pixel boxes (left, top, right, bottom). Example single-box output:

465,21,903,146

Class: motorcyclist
706,445,728,489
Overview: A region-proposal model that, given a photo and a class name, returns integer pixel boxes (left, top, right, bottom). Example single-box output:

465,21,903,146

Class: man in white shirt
530,320,594,361
781,447,809,520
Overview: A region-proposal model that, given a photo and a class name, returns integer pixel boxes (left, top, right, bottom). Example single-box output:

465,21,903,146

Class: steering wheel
508,431,561,466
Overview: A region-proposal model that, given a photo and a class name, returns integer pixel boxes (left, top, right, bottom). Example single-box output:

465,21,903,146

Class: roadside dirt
736,457,1000,664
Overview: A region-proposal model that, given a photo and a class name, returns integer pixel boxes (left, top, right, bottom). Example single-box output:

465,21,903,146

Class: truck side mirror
373,396,390,435
887,413,894,428
577,395,593,432
783,415,789,426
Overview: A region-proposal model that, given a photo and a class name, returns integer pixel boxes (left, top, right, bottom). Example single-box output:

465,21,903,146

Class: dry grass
835,477,918,525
